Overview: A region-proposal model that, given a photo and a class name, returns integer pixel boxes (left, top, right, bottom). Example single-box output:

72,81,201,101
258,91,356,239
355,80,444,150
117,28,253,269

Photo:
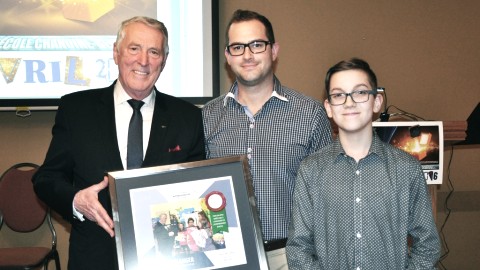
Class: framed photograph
373,121,444,184
108,155,268,270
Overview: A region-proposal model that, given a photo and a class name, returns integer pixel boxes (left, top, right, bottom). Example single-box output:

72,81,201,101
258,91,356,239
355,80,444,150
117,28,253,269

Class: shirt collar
332,130,387,162
369,131,387,161
114,82,156,107
223,75,289,107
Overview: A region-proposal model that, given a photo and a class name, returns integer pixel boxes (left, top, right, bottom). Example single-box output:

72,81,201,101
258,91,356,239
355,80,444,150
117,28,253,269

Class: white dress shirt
114,83,155,169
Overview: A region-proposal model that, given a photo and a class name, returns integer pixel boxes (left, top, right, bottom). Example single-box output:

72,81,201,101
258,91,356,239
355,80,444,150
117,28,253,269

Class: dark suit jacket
32,82,205,270
153,222,174,257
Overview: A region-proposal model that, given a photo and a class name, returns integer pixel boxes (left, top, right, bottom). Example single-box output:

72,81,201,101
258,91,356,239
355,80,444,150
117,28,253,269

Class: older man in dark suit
32,16,205,270
153,213,175,257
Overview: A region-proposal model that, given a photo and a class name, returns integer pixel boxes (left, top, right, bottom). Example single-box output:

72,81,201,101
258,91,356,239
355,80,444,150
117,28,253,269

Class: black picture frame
108,156,268,270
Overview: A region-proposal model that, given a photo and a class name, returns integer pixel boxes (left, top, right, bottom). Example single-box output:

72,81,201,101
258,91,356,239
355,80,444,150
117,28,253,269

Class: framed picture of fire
373,121,444,184
108,156,268,269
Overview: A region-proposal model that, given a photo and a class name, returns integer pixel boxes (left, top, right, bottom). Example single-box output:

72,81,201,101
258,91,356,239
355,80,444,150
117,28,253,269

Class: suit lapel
144,90,169,166
97,83,124,170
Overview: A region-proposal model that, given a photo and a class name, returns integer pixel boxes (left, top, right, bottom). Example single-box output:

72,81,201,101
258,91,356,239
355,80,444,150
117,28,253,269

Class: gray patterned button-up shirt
287,133,440,269
202,76,333,240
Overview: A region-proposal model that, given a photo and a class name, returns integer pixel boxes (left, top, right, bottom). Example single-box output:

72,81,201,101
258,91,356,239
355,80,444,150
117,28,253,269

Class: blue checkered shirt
202,76,333,240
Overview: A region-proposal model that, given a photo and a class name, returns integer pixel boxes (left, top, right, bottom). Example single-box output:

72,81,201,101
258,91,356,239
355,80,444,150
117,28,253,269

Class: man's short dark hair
225,9,275,46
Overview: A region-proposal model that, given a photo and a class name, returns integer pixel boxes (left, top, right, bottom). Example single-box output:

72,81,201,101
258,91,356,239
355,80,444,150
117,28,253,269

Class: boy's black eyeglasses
328,90,377,106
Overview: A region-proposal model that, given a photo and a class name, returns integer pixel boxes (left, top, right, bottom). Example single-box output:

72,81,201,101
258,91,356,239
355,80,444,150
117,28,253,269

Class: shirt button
356,233,362,238
249,123,254,129
247,147,252,153
355,170,360,175
356,197,361,203
356,267,361,270
247,154,252,159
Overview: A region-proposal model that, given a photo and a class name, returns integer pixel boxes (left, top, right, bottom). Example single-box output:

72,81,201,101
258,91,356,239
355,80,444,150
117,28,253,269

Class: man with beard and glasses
202,9,332,269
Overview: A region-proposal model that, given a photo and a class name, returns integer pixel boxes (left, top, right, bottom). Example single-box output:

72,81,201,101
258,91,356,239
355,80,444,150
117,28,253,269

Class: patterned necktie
127,99,145,169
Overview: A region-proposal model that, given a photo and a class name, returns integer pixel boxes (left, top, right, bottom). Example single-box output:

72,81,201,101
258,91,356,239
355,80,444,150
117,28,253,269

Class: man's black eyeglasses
226,40,271,56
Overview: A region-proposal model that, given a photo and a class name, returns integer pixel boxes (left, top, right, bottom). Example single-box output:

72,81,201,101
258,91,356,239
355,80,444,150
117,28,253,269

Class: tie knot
128,99,144,111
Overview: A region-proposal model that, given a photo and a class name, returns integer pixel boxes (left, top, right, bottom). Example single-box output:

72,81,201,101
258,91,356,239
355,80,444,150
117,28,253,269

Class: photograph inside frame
108,156,268,270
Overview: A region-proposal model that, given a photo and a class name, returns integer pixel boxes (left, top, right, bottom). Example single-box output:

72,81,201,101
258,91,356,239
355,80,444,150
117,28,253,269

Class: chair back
0,163,61,269
0,163,45,232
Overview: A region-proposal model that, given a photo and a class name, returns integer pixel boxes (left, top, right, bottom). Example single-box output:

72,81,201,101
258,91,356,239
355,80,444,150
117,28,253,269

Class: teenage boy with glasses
286,58,440,270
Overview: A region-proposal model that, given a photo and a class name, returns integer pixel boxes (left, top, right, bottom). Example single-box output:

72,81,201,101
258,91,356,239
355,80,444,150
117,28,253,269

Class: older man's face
114,22,167,100
159,214,167,224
